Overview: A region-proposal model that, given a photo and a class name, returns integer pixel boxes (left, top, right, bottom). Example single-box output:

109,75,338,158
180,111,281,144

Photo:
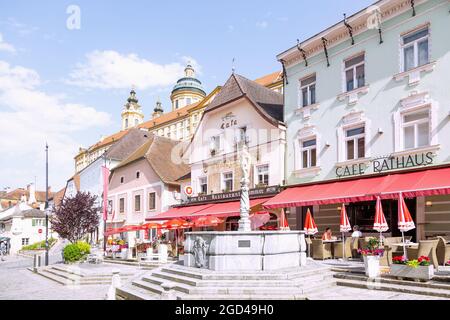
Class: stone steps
31,265,132,286
116,263,335,300
334,274,450,299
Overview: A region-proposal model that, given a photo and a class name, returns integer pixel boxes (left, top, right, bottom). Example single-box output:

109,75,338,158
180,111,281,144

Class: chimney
27,183,37,204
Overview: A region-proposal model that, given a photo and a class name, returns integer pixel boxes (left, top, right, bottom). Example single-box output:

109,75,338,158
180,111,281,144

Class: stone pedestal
184,230,307,271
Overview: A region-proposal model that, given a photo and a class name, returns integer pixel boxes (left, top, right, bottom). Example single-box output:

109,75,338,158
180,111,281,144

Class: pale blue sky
0,0,374,191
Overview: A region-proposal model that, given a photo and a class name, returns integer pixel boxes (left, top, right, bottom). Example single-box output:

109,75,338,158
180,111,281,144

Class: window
344,54,365,92
186,98,192,105
222,172,233,192
301,139,317,168
175,100,179,109
119,198,125,213
345,127,365,160
210,135,221,155
402,110,430,149
300,74,316,107
125,118,128,128
225,217,239,231
136,171,140,179
120,176,124,184
236,126,248,146
402,27,429,72
108,200,113,214
134,119,138,126
32,219,44,227
22,238,29,246
199,177,207,194
148,192,156,210
134,195,141,212
256,164,269,186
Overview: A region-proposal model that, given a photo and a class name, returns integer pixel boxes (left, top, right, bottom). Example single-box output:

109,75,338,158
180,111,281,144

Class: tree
51,191,100,243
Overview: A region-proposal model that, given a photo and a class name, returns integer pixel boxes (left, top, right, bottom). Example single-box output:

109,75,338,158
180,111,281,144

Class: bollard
33,255,39,272
38,255,42,268
106,269,121,300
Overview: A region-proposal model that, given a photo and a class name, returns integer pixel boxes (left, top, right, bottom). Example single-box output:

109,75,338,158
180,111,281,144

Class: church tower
152,99,164,119
121,88,144,130
170,63,206,111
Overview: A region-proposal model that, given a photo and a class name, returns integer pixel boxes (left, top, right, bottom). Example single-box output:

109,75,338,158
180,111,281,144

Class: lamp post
45,143,49,266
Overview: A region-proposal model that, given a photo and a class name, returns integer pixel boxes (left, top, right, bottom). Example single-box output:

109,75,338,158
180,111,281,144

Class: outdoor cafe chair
311,239,332,260
436,236,450,266
406,239,439,269
333,237,352,259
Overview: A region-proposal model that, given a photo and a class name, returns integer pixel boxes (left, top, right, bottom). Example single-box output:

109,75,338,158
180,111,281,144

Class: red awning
190,198,271,217
146,203,214,221
263,167,450,209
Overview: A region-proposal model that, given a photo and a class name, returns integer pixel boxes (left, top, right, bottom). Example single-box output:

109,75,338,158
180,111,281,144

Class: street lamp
45,143,49,266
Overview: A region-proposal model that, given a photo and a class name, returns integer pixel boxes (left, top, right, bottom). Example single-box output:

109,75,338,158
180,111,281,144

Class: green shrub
22,238,57,251
63,243,82,262
76,241,91,256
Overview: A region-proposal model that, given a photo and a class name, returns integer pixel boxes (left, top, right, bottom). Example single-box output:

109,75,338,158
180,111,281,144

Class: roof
0,188,53,202
78,129,130,157
139,101,201,130
254,71,283,87
51,187,66,207
205,73,284,124
113,134,190,185
105,128,152,161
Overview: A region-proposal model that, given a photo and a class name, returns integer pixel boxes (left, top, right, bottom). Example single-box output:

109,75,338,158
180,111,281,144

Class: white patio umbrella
339,204,352,260
398,192,415,259
373,196,389,246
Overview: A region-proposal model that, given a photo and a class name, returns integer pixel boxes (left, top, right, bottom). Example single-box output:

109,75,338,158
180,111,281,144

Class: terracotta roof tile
254,71,283,87
113,134,190,185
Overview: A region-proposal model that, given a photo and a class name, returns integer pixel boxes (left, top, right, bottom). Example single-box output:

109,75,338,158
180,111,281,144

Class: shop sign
184,186,193,196
336,152,434,178
183,185,280,205
220,112,237,129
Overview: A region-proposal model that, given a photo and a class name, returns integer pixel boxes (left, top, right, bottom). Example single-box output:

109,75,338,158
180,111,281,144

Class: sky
0,0,374,192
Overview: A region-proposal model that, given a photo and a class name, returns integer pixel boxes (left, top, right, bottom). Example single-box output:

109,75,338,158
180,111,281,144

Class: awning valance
263,167,450,209
190,198,271,217
145,203,214,221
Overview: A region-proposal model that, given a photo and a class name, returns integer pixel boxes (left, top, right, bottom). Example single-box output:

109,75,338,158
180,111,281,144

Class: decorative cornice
279,0,427,67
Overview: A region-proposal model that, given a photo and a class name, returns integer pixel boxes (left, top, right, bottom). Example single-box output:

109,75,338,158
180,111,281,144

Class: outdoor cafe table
322,239,341,258
390,242,418,247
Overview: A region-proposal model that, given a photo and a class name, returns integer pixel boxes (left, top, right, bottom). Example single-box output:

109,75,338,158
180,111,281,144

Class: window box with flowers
358,238,384,278
390,255,434,281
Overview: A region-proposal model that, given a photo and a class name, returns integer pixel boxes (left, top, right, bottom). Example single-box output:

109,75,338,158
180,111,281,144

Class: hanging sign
184,186,193,196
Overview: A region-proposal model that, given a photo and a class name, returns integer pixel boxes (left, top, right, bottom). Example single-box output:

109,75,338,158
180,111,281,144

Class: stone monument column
238,144,251,232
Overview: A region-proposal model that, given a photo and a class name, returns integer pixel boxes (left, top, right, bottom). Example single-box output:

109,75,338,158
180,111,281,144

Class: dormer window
120,176,124,184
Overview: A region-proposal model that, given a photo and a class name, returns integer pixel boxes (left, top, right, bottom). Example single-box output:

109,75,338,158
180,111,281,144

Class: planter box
390,264,434,281
363,255,380,278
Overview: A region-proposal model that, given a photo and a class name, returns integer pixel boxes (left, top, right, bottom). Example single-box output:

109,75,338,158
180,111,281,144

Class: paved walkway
0,256,108,300
0,255,447,300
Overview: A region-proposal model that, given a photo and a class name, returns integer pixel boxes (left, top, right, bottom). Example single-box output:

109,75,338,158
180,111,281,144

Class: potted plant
390,255,434,281
358,238,384,278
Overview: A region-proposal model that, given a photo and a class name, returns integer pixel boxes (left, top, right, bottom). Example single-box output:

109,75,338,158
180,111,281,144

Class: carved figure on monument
193,236,208,268
240,144,251,183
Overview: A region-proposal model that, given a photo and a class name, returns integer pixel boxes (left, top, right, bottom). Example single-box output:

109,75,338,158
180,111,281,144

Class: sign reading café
335,151,434,178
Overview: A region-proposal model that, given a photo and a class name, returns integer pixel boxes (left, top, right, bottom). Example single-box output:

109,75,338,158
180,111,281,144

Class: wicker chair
311,239,332,260
436,236,450,266
406,239,439,269
333,237,353,259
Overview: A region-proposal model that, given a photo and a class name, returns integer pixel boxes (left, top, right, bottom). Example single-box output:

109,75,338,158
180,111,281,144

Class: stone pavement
0,255,447,300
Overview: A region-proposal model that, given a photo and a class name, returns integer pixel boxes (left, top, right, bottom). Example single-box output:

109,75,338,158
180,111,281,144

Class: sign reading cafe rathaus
335,152,434,178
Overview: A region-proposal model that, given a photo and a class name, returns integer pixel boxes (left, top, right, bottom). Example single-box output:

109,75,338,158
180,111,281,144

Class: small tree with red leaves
51,191,100,243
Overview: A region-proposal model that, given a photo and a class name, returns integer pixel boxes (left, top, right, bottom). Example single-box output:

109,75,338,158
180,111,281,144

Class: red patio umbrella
398,192,415,258
373,196,389,245
279,209,290,230
303,208,318,257
193,216,223,227
339,204,352,260
164,218,192,257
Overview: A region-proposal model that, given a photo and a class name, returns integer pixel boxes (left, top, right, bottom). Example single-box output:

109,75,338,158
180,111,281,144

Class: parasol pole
401,231,407,259
342,232,345,261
